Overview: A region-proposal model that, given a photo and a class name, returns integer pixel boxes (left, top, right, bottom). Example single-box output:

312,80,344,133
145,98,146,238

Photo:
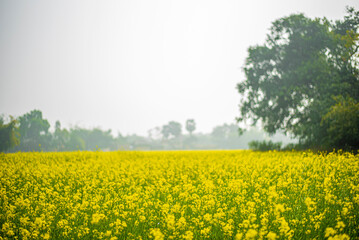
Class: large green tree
237,7,359,149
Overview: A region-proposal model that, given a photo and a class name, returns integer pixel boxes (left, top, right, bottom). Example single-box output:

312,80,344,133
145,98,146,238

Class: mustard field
0,151,358,240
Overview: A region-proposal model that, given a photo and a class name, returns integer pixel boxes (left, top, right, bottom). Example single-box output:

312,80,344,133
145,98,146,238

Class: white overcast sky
1,0,358,136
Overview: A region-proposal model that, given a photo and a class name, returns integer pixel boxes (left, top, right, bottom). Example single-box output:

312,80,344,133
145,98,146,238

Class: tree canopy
17,109,51,151
185,119,196,136
161,121,182,139
237,7,359,150
0,116,19,152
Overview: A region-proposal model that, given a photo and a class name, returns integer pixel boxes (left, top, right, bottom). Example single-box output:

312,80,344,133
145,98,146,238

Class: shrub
248,140,282,151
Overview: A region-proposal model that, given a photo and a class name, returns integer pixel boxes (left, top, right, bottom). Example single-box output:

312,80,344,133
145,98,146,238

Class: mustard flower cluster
0,150,358,239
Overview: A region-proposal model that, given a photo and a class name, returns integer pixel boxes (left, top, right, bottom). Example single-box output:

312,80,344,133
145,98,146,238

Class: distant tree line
0,109,295,152
0,110,117,152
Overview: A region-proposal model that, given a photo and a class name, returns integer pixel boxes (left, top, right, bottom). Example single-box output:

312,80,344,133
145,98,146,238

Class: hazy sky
1,0,358,136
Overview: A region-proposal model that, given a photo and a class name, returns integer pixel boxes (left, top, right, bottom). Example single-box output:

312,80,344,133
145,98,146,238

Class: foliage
68,127,114,150
0,116,20,152
17,109,51,151
161,121,182,139
211,123,238,140
281,142,307,151
185,119,196,135
3,109,295,151
237,7,359,149
52,121,70,151
321,96,359,150
248,140,282,151
211,123,243,149
1,151,358,239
